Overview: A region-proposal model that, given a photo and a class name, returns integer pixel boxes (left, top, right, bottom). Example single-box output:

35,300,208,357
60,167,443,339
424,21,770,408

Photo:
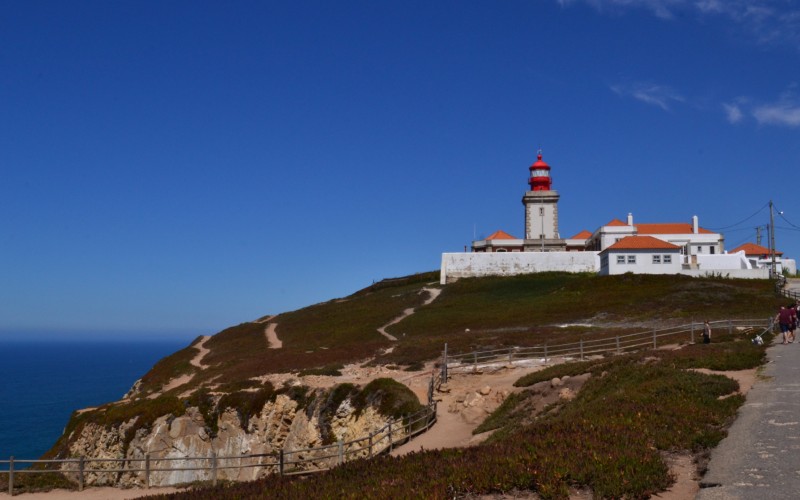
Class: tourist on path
702,320,712,344
776,305,793,344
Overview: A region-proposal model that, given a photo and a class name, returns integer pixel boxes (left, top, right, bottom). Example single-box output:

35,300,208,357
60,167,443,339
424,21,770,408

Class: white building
449,151,791,283
598,236,682,276
586,213,724,264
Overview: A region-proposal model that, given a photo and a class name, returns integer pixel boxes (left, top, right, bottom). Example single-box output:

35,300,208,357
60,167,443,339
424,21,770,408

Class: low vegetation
149,329,772,499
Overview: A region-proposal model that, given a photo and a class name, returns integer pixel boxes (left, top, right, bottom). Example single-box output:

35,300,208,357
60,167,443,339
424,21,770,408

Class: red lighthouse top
528,150,552,191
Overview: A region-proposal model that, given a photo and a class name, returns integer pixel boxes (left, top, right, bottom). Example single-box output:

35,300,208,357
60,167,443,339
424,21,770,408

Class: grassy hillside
135,272,782,395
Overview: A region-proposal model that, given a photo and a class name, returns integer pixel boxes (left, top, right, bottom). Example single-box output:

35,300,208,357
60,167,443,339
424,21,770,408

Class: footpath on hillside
697,322,800,499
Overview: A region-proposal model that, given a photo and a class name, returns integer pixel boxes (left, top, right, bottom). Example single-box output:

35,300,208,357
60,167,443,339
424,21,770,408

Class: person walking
789,304,798,343
703,320,712,344
776,305,793,344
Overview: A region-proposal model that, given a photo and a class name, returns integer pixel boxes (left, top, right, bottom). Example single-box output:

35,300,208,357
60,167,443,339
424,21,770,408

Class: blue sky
2,0,800,339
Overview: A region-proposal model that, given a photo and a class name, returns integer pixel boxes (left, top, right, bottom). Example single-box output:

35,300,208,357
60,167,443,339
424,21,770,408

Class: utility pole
769,200,777,278
756,226,762,246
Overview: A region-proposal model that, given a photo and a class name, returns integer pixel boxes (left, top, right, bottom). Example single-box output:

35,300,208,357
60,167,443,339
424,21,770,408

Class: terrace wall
440,252,600,284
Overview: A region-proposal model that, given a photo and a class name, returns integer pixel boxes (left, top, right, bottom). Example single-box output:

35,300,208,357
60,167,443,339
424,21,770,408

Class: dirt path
265,322,282,349
377,287,442,341
392,360,547,454
0,486,182,499
150,336,212,396
189,335,211,368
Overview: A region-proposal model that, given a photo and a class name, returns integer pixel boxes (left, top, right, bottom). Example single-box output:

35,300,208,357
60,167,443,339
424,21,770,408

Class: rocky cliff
52,379,423,487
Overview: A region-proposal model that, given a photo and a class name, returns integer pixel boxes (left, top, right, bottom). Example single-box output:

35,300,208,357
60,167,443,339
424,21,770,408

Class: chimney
627,213,633,226
692,215,699,234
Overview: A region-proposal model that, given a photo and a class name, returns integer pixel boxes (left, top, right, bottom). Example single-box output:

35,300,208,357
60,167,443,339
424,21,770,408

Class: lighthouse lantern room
528,151,552,191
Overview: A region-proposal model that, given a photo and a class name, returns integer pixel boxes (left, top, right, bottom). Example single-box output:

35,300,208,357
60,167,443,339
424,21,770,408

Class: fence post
279,449,284,476
211,451,217,486
544,343,548,363
78,456,85,492
145,453,150,489
508,349,513,365
579,339,584,361
443,343,448,383
8,456,13,497
729,320,733,335
338,439,344,465
691,321,695,344
473,351,477,372
369,432,374,458
615,336,620,355
388,420,393,452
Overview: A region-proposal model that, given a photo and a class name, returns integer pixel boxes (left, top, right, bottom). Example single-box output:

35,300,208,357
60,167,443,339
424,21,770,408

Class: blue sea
0,338,189,469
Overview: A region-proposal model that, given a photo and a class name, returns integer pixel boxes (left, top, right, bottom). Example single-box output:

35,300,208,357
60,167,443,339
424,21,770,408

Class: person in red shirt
777,306,793,344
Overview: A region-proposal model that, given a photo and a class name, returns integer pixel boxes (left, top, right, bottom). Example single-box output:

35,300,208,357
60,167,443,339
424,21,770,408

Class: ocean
0,338,188,469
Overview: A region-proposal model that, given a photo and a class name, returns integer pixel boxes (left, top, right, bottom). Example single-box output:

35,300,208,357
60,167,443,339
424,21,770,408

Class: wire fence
440,318,774,382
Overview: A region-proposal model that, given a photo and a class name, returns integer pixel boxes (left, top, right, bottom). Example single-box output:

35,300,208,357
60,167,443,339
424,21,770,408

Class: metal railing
441,318,773,379
0,402,437,496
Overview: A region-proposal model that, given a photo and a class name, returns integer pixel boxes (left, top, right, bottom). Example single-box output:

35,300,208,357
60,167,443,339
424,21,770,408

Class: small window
696,246,702,253
539,207,544,216
653,255,661,264
627,255,636,264
617,255,625,264
710,246,715,255
664,255,672,264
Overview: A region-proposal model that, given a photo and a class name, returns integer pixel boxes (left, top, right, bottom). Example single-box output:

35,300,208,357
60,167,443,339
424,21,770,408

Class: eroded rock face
62,391,406,487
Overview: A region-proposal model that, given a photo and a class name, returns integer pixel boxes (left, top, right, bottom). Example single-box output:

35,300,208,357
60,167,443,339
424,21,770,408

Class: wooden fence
440,318,773,381
0,402,436,496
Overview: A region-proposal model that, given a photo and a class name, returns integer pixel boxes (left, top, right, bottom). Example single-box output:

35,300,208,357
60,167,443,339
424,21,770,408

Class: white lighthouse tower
522,151,566,251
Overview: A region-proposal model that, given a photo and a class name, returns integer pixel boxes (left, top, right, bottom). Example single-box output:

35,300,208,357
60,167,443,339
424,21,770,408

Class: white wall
696,252,751,270
679,269,770,279
440,252,600,284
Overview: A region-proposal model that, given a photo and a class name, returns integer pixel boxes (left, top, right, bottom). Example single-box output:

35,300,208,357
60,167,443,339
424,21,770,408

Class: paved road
696,335,800,500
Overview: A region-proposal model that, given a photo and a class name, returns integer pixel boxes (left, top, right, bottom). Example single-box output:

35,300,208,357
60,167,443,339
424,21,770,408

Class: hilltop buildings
441,152,794,283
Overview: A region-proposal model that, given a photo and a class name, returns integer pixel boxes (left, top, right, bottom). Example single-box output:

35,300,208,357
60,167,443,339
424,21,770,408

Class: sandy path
189,336,211,369
0,486,182,499
150,336,213,396
378,287,442,341
392,361,545,455
265,323,282,349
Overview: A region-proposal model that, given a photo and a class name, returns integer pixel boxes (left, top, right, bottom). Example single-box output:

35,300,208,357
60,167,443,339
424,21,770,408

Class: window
710,246,715,254
653,255,661,264
617,255,625,264
696,246,702,253
664,255,672,264
627,255,636,264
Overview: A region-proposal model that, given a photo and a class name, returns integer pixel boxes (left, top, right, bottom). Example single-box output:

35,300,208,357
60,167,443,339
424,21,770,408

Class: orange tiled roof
604,235,681,251
485,230,518,240
729,242,783,256
605,219,628,227
568,230,592,239
635,223,714,235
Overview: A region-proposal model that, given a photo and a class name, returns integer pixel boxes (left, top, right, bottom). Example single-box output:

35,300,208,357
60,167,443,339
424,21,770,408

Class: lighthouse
522,151,565,251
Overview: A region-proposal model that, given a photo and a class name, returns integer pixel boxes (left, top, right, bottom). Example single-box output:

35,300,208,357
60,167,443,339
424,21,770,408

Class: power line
777,210,800,230
706,202,770,231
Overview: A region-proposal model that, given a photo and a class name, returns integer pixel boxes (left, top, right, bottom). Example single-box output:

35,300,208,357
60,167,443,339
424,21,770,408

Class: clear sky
2,0,800,340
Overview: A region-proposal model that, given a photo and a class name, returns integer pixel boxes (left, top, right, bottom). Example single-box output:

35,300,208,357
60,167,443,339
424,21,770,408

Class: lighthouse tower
522,151,565,251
